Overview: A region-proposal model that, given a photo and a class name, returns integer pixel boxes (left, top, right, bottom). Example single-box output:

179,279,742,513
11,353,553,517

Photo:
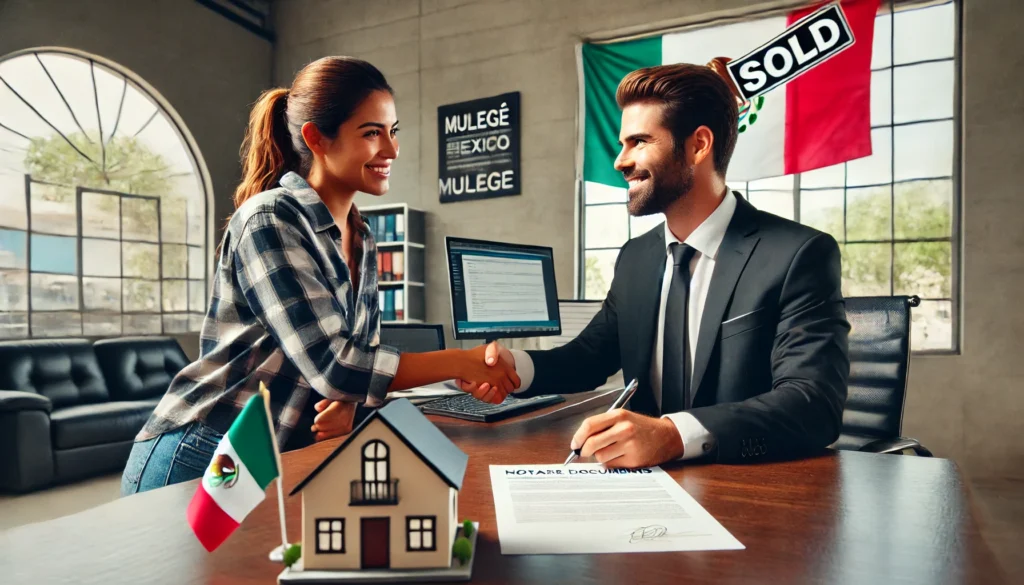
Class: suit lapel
630,226,667,394
690,194,760,399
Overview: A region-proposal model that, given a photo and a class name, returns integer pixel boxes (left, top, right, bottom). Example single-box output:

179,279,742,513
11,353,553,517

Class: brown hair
233,56,394,209
616,64,738,175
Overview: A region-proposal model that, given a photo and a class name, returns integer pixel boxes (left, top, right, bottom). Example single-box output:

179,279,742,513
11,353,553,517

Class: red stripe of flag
186,485,240,552
784,0,880,175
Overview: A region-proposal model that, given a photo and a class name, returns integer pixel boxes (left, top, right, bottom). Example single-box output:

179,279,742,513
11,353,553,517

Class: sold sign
726,3,855,102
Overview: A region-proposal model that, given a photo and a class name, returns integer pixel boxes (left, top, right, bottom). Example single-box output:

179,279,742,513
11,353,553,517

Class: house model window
363,440,390,499
407,516,436,551
316,518,345,554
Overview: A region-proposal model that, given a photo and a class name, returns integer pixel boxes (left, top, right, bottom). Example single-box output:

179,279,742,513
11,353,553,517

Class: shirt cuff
508,349,535,393
663,412,716,461
366,344,400,407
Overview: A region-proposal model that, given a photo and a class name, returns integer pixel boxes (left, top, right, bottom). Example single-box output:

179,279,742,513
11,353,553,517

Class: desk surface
2,391,1006,585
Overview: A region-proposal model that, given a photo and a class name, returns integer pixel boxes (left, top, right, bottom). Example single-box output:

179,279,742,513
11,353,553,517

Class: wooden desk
1,391,1006,585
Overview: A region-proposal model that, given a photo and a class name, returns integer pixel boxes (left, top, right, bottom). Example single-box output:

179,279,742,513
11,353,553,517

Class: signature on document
629,525,709,543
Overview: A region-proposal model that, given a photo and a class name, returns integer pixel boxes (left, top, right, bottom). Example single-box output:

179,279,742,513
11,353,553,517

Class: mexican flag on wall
580,0,880,195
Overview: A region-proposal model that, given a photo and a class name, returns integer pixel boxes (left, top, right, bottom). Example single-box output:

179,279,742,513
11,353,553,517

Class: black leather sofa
0,337,189,493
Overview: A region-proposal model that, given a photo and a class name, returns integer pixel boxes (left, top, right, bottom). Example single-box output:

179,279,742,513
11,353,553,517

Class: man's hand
454,342,520,404
455,341,516,401
311,399,357,442
571,409,684,468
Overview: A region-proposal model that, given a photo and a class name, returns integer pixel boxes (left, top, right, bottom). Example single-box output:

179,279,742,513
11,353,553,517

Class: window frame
406,515,437,552
0,47,214,339
576,0,962,355
315,518,346,554
361,440,391,483
6,181,207,336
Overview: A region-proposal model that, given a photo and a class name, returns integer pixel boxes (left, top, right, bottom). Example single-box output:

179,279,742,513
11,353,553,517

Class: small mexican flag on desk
186,385,281,551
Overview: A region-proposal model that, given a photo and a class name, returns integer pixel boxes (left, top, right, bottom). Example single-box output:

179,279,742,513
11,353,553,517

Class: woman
121,57,518,496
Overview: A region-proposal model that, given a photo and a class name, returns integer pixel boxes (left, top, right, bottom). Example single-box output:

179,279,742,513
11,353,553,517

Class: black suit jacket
525,193,850,463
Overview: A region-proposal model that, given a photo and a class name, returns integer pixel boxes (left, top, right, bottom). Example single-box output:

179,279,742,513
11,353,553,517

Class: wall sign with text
438,92,521,204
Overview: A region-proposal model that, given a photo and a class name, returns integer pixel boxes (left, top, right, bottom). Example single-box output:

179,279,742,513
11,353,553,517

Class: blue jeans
120,422,223,496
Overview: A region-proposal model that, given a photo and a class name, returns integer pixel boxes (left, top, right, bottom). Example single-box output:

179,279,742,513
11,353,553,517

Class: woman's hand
458,342,521,404
311,399,358,442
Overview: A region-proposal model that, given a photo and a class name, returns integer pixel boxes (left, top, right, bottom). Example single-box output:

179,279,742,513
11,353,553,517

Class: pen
563,378,639,466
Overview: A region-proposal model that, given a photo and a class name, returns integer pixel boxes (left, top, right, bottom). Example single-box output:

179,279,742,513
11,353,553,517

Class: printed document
489,464,744,554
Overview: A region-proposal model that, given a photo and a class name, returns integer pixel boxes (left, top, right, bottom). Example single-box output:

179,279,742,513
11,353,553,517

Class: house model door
361,517,390,568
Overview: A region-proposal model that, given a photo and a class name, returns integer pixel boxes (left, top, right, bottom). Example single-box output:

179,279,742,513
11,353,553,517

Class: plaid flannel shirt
137,172,400,446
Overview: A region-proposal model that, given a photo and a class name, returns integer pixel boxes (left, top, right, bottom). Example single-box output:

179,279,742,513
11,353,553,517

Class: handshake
318,341,685,469
455,341,519,404
312,342,518,442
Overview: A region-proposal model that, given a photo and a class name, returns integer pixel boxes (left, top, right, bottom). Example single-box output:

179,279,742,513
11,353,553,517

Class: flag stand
259,383,289,553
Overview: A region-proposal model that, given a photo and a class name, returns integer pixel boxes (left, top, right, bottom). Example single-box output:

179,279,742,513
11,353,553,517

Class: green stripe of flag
227,394,279,489
582,37,662,189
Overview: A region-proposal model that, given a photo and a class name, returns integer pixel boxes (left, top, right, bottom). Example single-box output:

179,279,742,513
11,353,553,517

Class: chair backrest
93,336,190,401
833,295,918,451
0,338,109,408
380,324,445,353
534,300,604,349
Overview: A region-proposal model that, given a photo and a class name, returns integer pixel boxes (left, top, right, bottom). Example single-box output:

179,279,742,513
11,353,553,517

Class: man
463,63,849,467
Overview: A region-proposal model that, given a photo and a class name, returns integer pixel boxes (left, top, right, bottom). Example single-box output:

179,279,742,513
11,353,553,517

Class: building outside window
0,48,211,338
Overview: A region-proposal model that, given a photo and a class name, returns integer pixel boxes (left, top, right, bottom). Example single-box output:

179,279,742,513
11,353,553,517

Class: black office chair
832,295,933,456
380,323,445,353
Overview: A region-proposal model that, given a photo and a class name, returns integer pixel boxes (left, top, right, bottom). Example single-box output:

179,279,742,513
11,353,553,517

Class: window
316,518,345,554
579,1,959,352
362,440,390,500
362,440,389,482
406,516,436,551
0,49,210,338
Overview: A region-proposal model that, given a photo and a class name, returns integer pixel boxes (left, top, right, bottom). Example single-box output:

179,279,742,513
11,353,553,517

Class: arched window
0,48,212,338
362,440,389,483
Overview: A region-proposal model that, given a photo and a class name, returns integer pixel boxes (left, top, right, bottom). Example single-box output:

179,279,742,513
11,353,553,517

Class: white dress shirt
511,192,737,461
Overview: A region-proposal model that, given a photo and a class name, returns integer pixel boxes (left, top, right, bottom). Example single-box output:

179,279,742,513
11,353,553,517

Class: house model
289,398,469,572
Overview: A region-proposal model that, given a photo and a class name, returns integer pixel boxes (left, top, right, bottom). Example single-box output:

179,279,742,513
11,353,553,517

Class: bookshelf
361,203,427,325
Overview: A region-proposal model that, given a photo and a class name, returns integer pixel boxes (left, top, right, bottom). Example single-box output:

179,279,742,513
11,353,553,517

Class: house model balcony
350,479,399,506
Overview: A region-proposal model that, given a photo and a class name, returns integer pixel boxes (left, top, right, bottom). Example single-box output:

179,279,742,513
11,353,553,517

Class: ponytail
231,57,394,213
233,88,299,209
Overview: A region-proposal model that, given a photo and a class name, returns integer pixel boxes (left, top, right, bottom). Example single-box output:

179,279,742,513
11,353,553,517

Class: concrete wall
273,0,1024,480
0,0,273,360
901,0,1024,479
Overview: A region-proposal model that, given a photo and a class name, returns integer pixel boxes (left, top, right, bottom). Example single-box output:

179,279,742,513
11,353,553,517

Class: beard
625,156,695,217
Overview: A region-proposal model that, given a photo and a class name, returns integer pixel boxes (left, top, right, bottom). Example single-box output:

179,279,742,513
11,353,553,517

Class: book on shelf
385,214,396,242
382,252,393,281
392,251,404,281
367,211,410,244
377,289,405,322
384,288,395,321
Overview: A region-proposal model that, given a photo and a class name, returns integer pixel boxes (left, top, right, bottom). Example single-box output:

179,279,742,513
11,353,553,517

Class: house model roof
290,398,469,495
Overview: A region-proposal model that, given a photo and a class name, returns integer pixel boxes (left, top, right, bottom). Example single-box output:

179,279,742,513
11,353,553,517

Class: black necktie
662,242,696,415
